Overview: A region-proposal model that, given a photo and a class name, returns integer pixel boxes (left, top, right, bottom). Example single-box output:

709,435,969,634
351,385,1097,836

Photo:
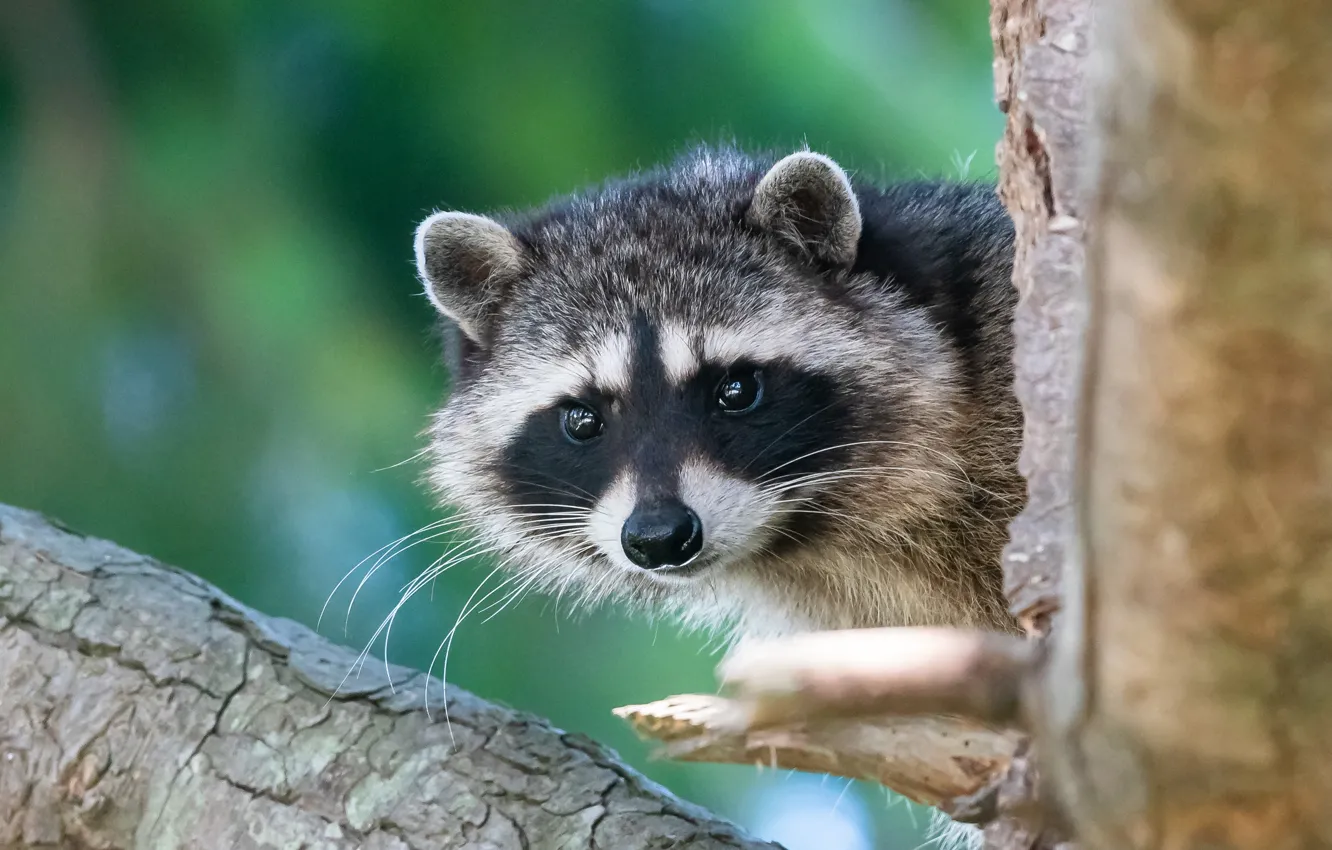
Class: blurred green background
0,1,1000,847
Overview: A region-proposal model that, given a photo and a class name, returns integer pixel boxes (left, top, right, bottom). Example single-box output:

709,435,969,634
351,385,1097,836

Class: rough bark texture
985,0,1091,847
1037,3,1332,849
991,0,1091,637
0,504,778,850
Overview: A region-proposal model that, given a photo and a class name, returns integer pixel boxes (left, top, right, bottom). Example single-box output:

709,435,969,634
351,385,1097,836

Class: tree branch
615,694,1021,808
0,504,778,849
716,628,1034,730
612,630,1031,813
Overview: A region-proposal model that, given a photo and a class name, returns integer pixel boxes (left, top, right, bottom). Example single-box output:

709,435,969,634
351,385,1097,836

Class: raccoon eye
716,368,764,414
560,403,604,443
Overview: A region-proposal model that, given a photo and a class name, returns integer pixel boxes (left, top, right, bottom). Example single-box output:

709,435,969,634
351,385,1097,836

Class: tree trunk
1036,2,1332,848
0,504,777,849
984,0,1091,846
991,0,1090,638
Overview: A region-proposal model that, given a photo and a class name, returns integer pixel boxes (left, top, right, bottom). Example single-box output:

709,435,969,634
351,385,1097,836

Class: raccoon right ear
414,211,524,341
747,151,862,268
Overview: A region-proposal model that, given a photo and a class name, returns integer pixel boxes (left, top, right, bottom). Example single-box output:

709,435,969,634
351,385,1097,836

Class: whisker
761,466,932,493
766,522,811,548
502,462,600,503
756,439,974,486
507,478,599,505
475,565,558,625
345,538,504,682
319,516,468,634
770,501,892,542
345,526,478,632
322,540,509,710
769,494,936,554
739,401,839,474
369,445,433,473
480,543,594,625
502,505,593,520
431,559,530,736
372,541,529,721
418,525,599,727
383,510,590,590
760,465,1008,502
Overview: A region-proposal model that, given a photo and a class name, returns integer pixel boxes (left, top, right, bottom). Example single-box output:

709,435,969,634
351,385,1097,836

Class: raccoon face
415,150,972,636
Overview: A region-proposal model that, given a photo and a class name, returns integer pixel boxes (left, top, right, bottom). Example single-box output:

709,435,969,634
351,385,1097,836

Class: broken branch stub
615,694,1021,808
615,628,1033,809
715,627,1034,731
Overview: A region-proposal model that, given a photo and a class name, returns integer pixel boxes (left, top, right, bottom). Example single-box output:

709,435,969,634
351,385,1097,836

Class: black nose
621,499,704,570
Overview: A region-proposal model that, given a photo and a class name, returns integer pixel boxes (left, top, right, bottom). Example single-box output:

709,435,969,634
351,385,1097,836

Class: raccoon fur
414,145,1023,641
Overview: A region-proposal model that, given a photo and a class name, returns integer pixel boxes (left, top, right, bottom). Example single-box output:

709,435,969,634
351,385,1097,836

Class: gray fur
748,151,862,268
415,211,525,341
415,145,1024,640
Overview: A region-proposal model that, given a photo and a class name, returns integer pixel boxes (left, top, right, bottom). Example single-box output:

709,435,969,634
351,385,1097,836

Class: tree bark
991,0,1091,639
985,0,1091,846
1036,3,1332,849
0,503,777,850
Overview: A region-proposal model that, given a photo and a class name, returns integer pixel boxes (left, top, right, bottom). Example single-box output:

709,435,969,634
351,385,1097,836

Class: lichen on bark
0,503,779,850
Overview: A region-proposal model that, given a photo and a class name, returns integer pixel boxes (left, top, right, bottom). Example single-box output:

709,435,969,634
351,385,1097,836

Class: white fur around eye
658,323,699,384
461,355,591,446
702,314,875,376
589,331,633,395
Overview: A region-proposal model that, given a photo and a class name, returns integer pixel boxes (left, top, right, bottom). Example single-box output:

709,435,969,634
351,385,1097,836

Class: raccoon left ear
748,151,862,268
414,210,524,342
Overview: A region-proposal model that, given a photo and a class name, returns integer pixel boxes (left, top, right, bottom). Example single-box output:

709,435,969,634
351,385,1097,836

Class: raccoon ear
748,152,862,268
414,210,524,341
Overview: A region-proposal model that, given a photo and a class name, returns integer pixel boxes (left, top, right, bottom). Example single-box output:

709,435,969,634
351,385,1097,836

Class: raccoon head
415,148,1003,638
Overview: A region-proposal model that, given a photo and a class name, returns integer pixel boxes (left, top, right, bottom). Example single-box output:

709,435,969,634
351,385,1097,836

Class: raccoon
414,145,1023,641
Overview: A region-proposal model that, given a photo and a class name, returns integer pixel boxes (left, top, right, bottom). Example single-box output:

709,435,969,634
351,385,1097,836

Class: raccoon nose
621,500,704,570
